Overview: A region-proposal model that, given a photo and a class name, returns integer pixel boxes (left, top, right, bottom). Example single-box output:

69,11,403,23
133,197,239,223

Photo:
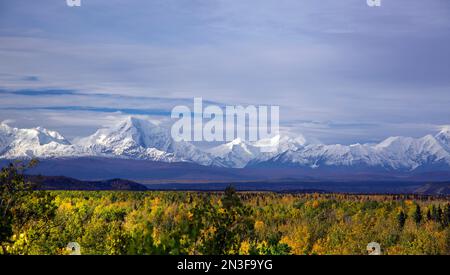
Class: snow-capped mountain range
1,117,450,172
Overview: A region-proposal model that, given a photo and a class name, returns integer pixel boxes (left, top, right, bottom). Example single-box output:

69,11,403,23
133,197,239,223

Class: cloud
21,76,39,82
0,88,76,96
3,106,171,116
0,0,449,144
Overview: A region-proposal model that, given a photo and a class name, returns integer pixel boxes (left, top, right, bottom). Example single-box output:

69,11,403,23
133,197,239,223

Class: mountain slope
26,175,148,191
413,182,450,195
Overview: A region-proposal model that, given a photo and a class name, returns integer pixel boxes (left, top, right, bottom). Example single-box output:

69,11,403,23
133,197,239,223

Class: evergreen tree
426,208,432,222
443,203,450,227
397,210,407,229
222,185,242,209
413,205,422,225
431,205,439,222
436,206,443,225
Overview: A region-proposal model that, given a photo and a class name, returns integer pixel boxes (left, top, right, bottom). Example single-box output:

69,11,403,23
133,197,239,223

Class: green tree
222,185,242,209
0,160,56,254
397,210,407,229
426,208,432,222
436,206,443,225
413,205,422,225
443,204,450,227
431,205,439,222
198,186,255,254
0,161,37,253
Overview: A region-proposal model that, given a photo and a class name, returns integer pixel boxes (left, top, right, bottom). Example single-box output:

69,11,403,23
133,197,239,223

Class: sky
0,0,449,144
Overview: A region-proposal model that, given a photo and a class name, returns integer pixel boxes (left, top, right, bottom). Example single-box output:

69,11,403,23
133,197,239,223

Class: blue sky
0,0,449,144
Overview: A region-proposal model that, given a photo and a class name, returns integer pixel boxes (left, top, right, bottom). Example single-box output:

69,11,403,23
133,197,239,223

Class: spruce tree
431,205,439,221
397,210,407,229
437,206,443,225
443,204,450,227
426,208,432,222
413,205,422,225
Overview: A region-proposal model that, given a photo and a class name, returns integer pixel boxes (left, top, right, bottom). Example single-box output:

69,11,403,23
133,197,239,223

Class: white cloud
0,0,449,144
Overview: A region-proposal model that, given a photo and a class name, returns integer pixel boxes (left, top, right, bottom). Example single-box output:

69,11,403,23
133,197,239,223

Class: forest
1,162,449,255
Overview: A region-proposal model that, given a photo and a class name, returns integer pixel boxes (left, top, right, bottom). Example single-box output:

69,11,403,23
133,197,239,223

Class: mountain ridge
1,118,449,173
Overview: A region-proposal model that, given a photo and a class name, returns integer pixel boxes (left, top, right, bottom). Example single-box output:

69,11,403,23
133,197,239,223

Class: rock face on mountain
1,118,449,173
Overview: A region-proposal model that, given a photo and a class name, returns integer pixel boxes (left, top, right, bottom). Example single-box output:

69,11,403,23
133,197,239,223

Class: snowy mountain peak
120,116,160,133
78,117,171,156
32,126,71,145
435,127,450,151
209,138,253,156
0,122,70,146
0,117,449,171
438,126,450,134
207,133,308,168
436,127,450,140
0,121,14,133
77,117,215,165
0,123,77,158
229,137,246,146
376,136,406,148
